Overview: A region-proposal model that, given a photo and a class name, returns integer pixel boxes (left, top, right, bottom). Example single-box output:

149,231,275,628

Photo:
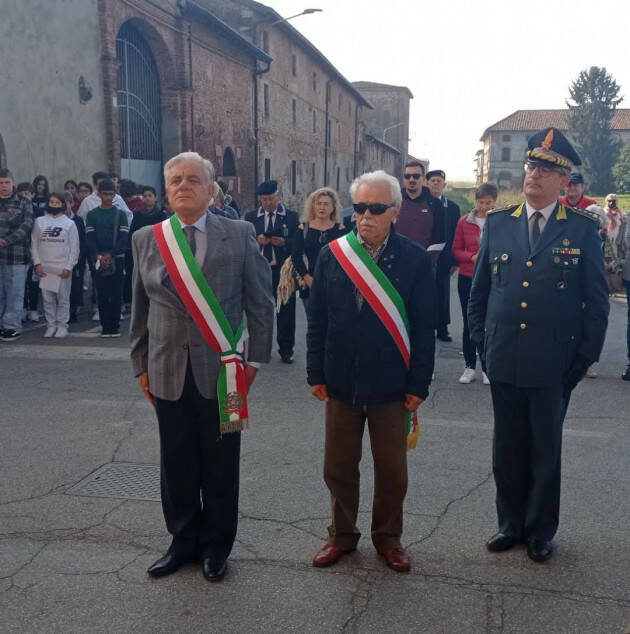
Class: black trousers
457,274,485,371
435,269,451,334
490,381,566,542
271,264,296,356
154,364,241,559
70,262,85,318
94,265,123,334
23,267,39,311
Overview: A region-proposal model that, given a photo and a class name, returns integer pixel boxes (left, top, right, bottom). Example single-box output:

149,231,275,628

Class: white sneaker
54,326,67,338
92,310,100,321
28,310,40,322
459,368,476,384
43,326,56,338
585,365,597,379
482,371,490,385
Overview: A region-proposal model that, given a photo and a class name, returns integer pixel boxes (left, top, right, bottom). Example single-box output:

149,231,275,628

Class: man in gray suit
130,152,274,582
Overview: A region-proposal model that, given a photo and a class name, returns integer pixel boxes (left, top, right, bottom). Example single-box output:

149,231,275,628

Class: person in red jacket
452,182,498,384
559,172,597,210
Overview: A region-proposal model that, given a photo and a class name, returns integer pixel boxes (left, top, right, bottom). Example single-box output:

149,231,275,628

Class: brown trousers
323,398,408,552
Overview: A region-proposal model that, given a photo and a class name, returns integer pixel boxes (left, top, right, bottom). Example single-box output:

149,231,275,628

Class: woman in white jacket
31,193,79,338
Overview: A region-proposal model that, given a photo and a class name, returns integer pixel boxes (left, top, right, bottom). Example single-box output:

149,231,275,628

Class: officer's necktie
263,212,274,262
183,225,197,258
529,211,542,250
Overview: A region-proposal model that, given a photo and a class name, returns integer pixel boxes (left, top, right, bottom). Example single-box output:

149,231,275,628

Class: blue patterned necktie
183,225,196,257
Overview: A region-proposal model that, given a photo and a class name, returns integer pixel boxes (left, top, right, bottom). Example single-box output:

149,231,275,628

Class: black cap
568,172,584,184
425,170,446,180
256,180,278,196
526,128,581,169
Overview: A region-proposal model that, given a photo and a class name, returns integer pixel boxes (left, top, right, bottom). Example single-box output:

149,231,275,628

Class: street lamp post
266,8,323,27
382,122,407,144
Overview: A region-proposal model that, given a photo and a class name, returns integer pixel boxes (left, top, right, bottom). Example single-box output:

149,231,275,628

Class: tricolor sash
154,215,248,434
329,231,419,450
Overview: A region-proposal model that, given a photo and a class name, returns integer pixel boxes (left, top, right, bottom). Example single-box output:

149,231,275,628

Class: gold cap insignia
541,129,554,150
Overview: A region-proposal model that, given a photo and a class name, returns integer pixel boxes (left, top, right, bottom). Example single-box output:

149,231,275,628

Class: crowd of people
0,168,239,340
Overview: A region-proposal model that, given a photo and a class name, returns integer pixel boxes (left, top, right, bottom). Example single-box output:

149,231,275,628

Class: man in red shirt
559,172,597,210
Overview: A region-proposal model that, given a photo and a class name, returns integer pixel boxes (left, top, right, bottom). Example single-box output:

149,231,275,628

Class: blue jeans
0,264,28,332
625,281,630,363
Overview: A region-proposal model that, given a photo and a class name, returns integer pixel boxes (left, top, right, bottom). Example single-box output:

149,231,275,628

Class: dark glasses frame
403,173,422,180
352,202,393,215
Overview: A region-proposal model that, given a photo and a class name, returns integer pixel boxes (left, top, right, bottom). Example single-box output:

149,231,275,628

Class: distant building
476,109,630,188
352,81,413,178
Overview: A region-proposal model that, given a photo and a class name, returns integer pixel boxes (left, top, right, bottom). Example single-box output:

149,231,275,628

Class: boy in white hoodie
31,193,79,337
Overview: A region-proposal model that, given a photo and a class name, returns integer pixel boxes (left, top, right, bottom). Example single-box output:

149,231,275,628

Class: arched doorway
222,147,236,176
116,23,162,193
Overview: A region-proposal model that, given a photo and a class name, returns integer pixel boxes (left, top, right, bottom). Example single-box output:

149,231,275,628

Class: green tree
613,143,630,192
566,66,623,195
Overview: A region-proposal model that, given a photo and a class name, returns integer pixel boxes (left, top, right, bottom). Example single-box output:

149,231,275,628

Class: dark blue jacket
307,229,436,403
468,202,609,388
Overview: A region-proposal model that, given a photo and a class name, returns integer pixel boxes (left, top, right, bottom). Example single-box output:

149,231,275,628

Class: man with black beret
426,169,461,342
244,181,300,363
468,128,609,562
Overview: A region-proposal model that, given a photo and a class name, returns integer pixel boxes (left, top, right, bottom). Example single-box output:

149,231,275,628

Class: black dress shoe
486,532,518,552
527,539,553,562
280,354,294,364
202,556,227,582
147,550,191,577
436,332,452,342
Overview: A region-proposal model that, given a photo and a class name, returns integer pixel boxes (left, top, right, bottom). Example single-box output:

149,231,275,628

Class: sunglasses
352,202,393,215
403,173,422,180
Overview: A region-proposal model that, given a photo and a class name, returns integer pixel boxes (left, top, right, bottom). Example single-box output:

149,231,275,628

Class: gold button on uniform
520,323,527,330
521,302,528,308
522,281,529,288
526,261,533,267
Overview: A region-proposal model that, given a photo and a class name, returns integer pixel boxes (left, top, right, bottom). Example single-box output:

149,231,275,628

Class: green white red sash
329,231,419,449
154,215,248,434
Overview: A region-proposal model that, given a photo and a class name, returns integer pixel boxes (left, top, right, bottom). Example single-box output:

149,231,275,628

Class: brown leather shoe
382,548,410,572
312,544,348,567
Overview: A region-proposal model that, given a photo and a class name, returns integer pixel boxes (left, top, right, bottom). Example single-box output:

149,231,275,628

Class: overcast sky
266,0,630,181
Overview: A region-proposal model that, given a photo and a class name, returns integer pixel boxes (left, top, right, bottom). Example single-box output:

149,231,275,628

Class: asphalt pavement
1,288,629,633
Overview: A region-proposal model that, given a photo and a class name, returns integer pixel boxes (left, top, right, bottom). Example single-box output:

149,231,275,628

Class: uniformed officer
468,128,609,562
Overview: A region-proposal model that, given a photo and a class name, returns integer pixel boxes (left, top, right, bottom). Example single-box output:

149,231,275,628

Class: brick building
476,109,630,188
352,81,413,179
0,0,412,209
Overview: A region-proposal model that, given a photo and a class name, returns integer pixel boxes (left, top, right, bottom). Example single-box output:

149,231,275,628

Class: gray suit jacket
129,212,274,400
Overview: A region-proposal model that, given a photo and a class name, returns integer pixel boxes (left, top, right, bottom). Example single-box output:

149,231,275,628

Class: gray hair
349,170,402,207
164,152,215,184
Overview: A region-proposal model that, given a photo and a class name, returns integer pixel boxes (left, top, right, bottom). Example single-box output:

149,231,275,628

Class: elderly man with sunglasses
468,128,609,563
307,170,436,573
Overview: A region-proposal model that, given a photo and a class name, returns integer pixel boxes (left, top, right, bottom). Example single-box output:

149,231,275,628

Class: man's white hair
349,170,402,207
164,151,215,184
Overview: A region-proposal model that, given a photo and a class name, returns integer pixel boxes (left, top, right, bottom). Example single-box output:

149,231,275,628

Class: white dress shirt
525,199,557,237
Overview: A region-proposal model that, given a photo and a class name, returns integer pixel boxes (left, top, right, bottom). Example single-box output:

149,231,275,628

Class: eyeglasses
352,203,393,215
524,162,564,176
403,173,422,180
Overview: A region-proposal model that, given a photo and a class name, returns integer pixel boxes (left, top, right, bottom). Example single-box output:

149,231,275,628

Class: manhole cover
66,462,160,501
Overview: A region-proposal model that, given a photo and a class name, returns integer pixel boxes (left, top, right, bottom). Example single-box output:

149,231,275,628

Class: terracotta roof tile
481,109,630,140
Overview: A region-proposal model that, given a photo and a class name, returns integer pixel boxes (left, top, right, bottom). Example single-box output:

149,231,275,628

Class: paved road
1,290,629,633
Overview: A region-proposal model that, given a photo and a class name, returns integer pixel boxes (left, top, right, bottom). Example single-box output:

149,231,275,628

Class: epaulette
487,204,519,215
567,206,600,222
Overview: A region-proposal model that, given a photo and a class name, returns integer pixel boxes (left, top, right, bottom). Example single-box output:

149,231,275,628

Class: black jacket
468,202,609,388
436,197,461,274
244,204,299,266
307,229,436,403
